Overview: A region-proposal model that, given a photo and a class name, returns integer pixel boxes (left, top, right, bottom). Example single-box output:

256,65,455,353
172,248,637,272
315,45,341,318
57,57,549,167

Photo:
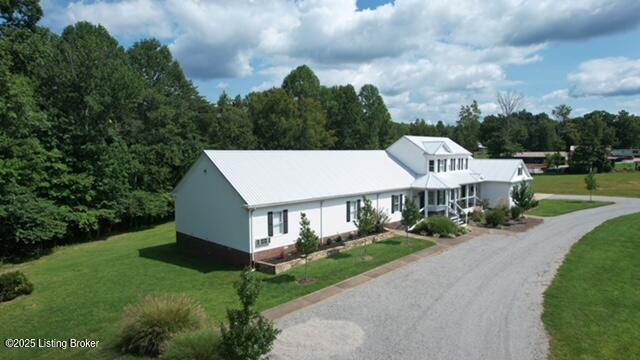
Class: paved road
271,195,640,360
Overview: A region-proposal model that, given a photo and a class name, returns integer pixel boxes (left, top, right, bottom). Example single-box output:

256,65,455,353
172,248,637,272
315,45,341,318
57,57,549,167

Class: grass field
526,199,613,217
532,172,640,198
543,213,640,360
0,223,433,360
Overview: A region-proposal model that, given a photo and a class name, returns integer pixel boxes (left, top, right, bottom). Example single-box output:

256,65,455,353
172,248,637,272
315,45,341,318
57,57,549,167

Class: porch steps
448,215,464,226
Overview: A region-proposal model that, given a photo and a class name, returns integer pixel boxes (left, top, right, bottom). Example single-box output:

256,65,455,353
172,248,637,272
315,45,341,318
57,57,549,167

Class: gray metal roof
470,159,532,182
204,150,416,207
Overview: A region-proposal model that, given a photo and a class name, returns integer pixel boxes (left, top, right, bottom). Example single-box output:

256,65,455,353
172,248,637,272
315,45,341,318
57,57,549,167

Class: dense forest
1,1,639,258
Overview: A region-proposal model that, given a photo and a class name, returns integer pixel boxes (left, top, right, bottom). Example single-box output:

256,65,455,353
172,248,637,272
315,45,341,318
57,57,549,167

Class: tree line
2,1,639,258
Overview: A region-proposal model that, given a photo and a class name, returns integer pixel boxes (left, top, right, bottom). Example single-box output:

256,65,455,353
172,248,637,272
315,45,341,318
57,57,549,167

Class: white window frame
272,211,283,235
348,201,358,222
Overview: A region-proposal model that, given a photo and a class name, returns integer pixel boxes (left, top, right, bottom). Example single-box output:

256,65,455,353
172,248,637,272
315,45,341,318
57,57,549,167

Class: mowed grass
543,213,640,360
0,223,432,360
527,199,613,217
532,172,640,198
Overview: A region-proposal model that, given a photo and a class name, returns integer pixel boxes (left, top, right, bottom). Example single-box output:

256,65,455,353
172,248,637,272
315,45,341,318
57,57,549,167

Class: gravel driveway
271,195,640,360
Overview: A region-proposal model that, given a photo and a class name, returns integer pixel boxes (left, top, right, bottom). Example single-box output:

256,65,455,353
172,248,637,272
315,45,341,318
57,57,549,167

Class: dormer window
443,159,447,172
465,158,469,169
449,159,454,171
428,160,435,172
518,166,523,176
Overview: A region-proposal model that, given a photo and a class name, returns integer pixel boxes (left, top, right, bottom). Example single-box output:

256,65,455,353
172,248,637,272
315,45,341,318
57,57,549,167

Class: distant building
511,151,568,174
610,148,640,160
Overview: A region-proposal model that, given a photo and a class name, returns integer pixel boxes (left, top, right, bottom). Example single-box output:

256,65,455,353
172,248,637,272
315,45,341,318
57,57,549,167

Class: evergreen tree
295,213,320,282
454,100,481,152
401,198,421,242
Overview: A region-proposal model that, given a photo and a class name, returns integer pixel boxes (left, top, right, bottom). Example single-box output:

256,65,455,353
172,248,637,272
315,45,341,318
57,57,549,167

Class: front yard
526,199,614,217
0,222,432,360
543,212,640,359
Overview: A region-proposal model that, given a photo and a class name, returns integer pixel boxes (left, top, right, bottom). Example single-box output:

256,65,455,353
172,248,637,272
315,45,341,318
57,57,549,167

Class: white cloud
568,57,640,97
43,0,640,122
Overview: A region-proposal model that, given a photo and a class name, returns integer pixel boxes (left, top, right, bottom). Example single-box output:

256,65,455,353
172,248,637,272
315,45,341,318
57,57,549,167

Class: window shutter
357,199,361,218
267,211,273,237
391,195,396,213
399,194,404,211
346,201,351,222
282,209,288,234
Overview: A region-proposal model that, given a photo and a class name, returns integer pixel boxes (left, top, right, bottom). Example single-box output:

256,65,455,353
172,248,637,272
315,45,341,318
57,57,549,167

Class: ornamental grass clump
119,294,208,357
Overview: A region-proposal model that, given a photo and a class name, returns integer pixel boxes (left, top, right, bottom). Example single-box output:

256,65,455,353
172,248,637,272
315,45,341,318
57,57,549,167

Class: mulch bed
500,216,544,232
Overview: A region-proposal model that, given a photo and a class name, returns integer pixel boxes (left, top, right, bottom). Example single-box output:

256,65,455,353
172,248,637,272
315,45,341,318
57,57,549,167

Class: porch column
424,191,429,218
445,189,449,217
465,185,469,208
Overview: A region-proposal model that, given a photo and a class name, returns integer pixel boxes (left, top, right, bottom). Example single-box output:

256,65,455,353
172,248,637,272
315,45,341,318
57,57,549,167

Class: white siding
174,155,250,252
478,182,513,208
250,189,411,252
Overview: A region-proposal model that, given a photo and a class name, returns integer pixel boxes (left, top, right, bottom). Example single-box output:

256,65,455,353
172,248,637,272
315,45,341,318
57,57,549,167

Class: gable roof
411,170,484,189
470,159,532,182
203,150,416,207
403,136,472,155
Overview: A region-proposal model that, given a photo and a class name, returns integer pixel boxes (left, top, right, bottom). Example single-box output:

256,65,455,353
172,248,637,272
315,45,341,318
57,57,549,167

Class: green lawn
532,172,640,198
526,199,613,217
0,223,432,360
543,213,640,360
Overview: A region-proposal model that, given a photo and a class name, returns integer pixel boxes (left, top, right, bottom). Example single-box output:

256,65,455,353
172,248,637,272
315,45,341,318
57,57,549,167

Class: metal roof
404,136,472,155
470,159,532,182
204,150,417,207
411,171,484,189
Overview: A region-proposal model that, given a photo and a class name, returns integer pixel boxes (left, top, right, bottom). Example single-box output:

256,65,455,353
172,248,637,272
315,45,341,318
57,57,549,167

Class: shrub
427,215,462,237
485,206,509,228
119,294,208,357
374,208,390,233
470,208,484,223
412,216,462,237
510,206,524,220
511,181,538,210
161,328,221,360
0,271,34,302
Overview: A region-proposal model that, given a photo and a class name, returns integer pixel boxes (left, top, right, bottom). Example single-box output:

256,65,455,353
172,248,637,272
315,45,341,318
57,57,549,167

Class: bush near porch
411,216,465,237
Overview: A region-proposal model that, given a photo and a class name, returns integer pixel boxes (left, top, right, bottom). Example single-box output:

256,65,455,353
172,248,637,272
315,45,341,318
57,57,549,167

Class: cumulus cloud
43,0,640,121
568,57,640,97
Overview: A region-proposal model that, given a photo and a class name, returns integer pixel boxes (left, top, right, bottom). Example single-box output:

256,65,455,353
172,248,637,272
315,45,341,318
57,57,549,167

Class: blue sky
41,0,640,123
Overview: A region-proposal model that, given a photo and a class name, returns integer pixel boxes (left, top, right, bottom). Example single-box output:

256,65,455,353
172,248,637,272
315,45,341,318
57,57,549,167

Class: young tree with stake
220,269,280,360
585,171,598,201
295,213,320,283
401,198,421,244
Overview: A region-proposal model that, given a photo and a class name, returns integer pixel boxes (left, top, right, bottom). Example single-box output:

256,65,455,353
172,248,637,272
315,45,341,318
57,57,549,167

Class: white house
173,136,532,266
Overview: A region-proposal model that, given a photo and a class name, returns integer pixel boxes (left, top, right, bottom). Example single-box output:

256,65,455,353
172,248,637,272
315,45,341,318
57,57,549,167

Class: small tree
511,181,538,210
401,198,421,243
221,269,280,360
295,213,320,282
585,172,598,201
354,197,376,236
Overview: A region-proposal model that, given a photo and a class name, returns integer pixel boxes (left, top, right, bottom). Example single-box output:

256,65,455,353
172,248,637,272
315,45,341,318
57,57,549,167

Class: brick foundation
176,232,251,267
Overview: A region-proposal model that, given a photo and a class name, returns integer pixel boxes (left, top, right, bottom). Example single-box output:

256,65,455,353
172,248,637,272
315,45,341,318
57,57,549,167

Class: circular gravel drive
271,195,640,360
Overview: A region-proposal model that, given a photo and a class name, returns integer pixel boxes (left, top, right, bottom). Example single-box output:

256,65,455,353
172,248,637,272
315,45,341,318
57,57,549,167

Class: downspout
249,208,254,268
320,200,324,242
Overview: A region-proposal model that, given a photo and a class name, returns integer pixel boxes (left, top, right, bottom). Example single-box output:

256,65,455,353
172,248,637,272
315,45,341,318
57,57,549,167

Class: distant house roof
203,150,416,207
512,151,568,158
403,136,472,155
470,159,532,182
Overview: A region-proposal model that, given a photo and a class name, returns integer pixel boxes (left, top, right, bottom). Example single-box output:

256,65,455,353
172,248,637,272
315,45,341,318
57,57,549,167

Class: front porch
412,183,481,225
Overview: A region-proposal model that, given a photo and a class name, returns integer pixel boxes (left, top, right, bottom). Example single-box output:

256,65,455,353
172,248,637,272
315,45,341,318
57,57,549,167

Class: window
517,166,523,176
465,158,469,169
255,237,270,248
470,184,475,196
267,210,288,236
346,200,360,222
443,159,447,172
428,160,435,172
428,191,435,205
392,194,403,213
437,159,442,172
461,185,467,198
437,190,445,205
450,159,454,171
458,158,463,170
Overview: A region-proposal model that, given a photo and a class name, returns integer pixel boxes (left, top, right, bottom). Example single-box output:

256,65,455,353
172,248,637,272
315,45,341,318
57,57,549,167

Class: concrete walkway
270,195,640,360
